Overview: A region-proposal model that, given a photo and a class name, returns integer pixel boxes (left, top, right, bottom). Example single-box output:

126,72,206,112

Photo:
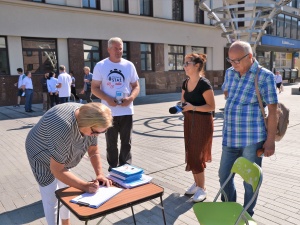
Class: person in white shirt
57,65,72,103
274,71,283,93
47,71,59,108
13,68,26,107
92,37,140,171
21,71,34,112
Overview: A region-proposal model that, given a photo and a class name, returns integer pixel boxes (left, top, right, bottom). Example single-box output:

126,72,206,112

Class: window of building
194,0,204,24
122,42,128,59
291,17,298,39
298,19,300,39
140,43,152,71
284,15,291,38
277,14,284,37
83,40,100,69
22,38,57,74
191,46,205,54
113,0,128,13
168,45,184,71
0,37,9,75
140,0,152,16
172,0,183,21
82,0,100,9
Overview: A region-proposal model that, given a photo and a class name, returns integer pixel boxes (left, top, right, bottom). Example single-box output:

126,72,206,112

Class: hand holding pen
86,178,99,193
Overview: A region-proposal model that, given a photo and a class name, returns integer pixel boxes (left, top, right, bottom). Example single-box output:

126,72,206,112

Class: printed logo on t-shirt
107,69,125,89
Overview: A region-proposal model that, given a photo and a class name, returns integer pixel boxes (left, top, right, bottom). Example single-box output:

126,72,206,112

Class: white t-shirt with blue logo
93,58,139,116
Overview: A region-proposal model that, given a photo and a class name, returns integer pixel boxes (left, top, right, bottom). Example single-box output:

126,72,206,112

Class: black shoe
30,110,35,112
25,110,32,113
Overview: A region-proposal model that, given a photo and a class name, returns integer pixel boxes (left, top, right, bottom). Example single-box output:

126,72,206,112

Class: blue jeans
25,89,33,111
218,141,264,216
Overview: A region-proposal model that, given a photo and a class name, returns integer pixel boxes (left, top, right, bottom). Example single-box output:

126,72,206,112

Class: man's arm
263,103,278,157
56,83,62,88
120,80,140,107
91,80,117,106
88,145,112,186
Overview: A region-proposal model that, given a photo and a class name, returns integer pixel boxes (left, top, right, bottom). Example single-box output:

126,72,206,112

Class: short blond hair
83,66,90,72
77,102,113,128
108,37,123,48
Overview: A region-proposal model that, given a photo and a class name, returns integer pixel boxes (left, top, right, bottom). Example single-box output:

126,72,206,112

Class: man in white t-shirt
57,65,72,103
92,37,140,171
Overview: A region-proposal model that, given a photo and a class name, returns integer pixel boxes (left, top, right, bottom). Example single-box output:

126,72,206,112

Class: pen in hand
87,177,99,193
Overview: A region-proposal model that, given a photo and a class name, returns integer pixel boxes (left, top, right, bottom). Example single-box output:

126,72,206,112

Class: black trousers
49,94,59,108
106,115,133,170
85,90,92,103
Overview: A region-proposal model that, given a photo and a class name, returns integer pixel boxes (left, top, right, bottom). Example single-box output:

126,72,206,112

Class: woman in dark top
181,53,215,202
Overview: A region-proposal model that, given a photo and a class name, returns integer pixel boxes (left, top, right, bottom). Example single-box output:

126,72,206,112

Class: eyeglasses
183,61,194,67
226,53,249,64
90,127,107,135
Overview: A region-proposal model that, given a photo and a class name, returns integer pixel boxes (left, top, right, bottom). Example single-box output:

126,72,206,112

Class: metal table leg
160,196,167,225
56,199,60,225
131,206,137,225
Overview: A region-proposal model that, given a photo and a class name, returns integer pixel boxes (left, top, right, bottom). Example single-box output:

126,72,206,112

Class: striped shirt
25,103,97,187
222,60,278,148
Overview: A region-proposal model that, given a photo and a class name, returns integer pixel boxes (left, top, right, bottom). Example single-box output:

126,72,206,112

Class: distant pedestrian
41,73,49,112
57,65,72,103
22,71,34,112
70,71,80,102
80,66,93,103
275,71,283,93
47,72,59,108
13,68,26,107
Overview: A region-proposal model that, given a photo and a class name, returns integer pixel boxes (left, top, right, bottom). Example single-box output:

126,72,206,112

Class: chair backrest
231,157,262,193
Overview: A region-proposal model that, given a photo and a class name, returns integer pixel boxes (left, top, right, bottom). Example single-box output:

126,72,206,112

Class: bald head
229,40,253,55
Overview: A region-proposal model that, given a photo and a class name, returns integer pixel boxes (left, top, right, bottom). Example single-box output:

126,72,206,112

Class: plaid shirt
222,60,278,148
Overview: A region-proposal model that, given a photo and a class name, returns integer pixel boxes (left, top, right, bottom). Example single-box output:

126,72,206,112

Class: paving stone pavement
0,83,299,225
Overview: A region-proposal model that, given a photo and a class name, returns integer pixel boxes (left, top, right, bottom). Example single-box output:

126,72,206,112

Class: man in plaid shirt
219,40,278,216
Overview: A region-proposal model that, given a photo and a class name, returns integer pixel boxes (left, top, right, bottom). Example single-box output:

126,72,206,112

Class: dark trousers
106,115,133,170
71,86,80,101
85,90,92,103
25,89,33,111
49,94,59,108
59,97,69,104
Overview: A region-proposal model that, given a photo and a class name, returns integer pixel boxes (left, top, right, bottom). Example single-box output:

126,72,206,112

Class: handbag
255,66,289,142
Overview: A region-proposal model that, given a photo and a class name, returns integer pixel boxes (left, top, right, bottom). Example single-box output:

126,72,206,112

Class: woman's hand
84,180,100,193
182,102,193,112
96,174,112,187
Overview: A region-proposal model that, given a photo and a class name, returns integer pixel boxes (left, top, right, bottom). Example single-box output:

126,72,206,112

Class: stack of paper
70,186,123,208
108,164,152,189
107,174,153,189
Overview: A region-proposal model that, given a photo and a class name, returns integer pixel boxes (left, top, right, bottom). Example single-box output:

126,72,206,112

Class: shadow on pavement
0,201,44,224
114,193,193,225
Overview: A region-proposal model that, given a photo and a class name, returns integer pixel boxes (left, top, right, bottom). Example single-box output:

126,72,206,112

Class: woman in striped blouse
25,102,113,225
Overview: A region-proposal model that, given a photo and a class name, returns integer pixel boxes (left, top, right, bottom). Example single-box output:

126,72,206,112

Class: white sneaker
185,183,199,195
193,187,207,202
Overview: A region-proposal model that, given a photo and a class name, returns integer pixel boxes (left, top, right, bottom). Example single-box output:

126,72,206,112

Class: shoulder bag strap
254,66,268,129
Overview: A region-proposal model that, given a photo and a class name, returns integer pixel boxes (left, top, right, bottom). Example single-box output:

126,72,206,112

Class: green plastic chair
193,157,263,225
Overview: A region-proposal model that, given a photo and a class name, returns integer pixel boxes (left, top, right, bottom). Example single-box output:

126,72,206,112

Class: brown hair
185,53,207,74
77,102,113,129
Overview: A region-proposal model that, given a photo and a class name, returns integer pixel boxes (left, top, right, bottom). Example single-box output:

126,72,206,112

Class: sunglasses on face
226,53,249,64
183,61,195,67
90,127,107,135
